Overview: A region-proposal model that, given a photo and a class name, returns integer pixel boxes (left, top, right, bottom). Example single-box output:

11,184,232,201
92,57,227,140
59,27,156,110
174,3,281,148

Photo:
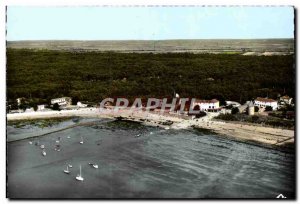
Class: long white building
191,99,220,112
254,97,278,110
51,97,72,106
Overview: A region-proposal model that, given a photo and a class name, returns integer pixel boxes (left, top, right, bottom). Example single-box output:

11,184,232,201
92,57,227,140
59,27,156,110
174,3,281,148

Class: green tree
52,103,60,111
33,104,38,111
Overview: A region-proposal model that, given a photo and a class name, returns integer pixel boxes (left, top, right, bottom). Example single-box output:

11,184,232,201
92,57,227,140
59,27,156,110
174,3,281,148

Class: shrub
231,107,239,114
215,113,237,121
251,115,259,122
265,106,273,111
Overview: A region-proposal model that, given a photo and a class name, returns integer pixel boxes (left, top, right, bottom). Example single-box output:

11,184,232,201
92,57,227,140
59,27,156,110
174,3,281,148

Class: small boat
35,140,40,146
88,163,99,169
67,136,70,139
68,164,73,168
79,137,84,144
40,144,45,149
54,144,61,151
29,141,33,145
42,149,46,156
63,165,70,174
75,165,84,181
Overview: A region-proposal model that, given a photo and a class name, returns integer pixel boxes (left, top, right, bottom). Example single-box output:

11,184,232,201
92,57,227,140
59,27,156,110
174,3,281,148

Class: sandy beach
7,108,294,151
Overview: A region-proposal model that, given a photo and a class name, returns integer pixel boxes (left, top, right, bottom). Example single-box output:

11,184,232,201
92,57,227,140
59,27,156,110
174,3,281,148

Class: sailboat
64,165,70,174
88,163,99,169
42,149,46,156
68,164,73,168
79,137,84,144
76,165,84,181
55,144,61,151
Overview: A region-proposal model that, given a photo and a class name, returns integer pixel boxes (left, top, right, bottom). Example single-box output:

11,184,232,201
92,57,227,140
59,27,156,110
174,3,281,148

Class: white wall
192,101,219,111
254,100,278,110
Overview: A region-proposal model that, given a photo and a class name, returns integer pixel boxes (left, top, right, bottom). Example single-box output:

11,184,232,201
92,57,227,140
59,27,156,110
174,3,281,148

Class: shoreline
7,109,294,152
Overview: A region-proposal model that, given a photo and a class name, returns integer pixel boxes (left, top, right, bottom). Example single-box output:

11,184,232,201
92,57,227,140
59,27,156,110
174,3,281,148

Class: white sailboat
79,137,84,144
68,164,73,168
63,165,70,174
88,163,99,169
76,165,84,181
42,149,46,156
54,144,61,151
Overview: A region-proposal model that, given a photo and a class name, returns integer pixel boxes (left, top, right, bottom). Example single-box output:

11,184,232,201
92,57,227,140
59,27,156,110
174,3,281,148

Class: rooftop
194,99,219,104
255,97,276,103
281,95,291,99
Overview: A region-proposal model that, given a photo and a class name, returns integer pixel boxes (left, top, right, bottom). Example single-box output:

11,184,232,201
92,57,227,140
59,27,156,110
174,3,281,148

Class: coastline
7,108,294,152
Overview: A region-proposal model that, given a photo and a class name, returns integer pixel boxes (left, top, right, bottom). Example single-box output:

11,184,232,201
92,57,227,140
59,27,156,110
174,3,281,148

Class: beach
7,108,294,151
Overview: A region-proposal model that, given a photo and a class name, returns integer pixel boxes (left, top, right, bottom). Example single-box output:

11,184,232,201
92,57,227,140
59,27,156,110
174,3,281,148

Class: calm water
7,119,295,199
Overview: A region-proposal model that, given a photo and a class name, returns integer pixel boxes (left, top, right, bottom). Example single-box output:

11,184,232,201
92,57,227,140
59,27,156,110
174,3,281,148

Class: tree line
7,49,295,107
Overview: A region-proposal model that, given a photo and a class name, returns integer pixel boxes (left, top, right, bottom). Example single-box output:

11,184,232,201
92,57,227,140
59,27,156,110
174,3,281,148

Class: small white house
280,95,293,105
254,97,278,110
51,97,72,106
37,104,46,111
192,99,220,112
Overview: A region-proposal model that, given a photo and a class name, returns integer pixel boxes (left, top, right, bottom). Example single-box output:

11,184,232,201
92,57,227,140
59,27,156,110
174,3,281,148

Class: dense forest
7,49,295,106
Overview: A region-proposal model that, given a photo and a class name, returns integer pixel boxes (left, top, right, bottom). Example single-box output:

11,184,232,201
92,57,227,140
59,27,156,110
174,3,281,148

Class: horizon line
7,38,294,42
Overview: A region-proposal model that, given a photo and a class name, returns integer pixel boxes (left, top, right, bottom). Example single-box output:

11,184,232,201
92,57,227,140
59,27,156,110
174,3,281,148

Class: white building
248,101,255,116
280,95,293,105
192,99,220,112
77,101,88,108
37,104,46,111
254,97,278,110
51,97,72,106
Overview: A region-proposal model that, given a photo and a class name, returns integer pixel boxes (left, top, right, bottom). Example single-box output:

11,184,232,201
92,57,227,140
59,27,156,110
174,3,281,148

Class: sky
6,6,294,41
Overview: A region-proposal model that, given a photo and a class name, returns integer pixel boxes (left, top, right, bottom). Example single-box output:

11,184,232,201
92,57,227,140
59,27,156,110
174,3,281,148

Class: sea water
7,119,295,198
